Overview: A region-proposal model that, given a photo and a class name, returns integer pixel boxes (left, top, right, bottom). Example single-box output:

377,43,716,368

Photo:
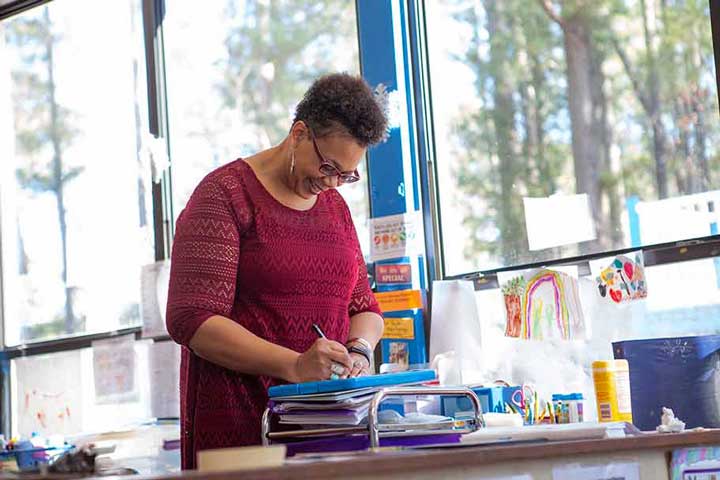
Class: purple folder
281,433,462,457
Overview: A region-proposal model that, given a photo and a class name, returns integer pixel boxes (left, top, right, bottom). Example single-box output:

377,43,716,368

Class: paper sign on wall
141,260,171,338
376,263,412,285
523,194,596,251
92,334,138,404
383,317,415,339
369,212,423,262
16,350,83,436
149,340,181,419
375,289,423,313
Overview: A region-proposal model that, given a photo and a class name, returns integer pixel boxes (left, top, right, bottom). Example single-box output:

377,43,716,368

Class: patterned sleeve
345,209,383,319
165,177,241,346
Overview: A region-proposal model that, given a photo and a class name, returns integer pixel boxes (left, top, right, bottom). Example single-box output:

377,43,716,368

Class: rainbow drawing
522,269,583,340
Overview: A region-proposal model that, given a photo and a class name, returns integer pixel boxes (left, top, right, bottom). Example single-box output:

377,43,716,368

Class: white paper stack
271,389,377,426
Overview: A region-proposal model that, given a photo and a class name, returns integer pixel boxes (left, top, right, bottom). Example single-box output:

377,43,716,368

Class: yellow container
592,360,633,423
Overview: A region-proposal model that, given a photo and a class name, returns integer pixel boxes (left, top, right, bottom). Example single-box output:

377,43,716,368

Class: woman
165,73,387,469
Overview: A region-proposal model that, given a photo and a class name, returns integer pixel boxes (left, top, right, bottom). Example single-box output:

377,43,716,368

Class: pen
312,323,326,339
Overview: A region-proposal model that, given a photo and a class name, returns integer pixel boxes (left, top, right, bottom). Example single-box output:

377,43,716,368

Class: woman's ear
290,121,309,146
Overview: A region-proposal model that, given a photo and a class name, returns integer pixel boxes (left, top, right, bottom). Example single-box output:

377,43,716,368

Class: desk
94,429,720,480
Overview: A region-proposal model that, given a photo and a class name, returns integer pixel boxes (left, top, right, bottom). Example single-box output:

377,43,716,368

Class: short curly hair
293,73,388,147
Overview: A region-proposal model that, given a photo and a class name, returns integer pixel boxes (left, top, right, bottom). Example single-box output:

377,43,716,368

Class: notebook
267,369,437,398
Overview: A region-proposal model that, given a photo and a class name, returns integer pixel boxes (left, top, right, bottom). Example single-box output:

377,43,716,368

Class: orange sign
382,317,415,339
375,289,423,313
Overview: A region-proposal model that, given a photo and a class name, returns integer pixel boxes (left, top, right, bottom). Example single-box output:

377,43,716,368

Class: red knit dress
165,159,381,469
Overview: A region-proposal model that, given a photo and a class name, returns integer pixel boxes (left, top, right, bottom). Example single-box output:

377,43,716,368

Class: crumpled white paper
657,406,686,433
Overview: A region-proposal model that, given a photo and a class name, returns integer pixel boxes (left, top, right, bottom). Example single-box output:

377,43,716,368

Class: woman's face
290,125,366,199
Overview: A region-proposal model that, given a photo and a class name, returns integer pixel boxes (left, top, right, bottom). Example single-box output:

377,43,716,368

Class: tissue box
613,335,720,431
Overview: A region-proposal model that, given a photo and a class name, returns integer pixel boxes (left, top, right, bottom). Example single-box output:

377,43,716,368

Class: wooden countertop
105,429,720,480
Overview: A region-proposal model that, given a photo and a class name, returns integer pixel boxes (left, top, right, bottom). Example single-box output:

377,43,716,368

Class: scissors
510,388,525,410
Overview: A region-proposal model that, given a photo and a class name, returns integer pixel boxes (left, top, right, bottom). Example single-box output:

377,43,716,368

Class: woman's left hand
348,352,370,377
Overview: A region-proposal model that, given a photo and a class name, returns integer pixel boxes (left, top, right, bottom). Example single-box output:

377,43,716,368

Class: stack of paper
271,389,377,427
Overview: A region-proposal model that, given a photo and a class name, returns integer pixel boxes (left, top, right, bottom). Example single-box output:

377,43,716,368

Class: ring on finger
330,362,345,375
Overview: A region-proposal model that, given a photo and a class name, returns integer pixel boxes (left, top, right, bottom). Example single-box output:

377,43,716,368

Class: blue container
442,386,523,418
13,441,38,470
613,334,720,431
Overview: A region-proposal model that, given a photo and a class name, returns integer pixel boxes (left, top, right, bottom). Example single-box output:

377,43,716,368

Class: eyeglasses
310,132,360,184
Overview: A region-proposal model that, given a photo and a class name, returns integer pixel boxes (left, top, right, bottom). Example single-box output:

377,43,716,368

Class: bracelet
347,345,372,366
346,337,373,351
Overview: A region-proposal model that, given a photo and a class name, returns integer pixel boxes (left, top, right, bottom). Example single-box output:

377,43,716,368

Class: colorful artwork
389,341,409,367
502,277,525,338
671,446,720,480
596,254,647,303
15,350,83,436
502,269,586,340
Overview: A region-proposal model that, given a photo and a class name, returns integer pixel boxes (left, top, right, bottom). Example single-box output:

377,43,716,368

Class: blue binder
267,369,436,398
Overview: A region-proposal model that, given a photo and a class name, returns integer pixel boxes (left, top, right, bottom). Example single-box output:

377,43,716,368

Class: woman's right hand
293,338,353,382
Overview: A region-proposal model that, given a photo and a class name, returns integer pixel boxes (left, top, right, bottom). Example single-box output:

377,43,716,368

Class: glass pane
426,1,720,275
163,1,370,254
0,0,153,345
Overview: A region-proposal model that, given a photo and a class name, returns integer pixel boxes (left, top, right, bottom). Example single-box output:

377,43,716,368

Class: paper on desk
459,421,628,446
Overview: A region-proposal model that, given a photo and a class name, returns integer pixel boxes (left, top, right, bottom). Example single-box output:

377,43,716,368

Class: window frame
0,0,50,21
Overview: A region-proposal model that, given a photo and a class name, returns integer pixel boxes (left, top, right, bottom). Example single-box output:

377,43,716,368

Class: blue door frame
356,0,433,365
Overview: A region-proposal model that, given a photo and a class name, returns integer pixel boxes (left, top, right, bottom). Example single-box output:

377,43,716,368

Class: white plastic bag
429,280,483,384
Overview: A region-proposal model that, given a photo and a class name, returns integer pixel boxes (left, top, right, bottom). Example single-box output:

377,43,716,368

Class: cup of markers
552,393,585,424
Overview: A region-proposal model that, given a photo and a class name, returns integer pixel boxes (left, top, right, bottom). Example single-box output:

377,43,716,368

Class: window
0,0,153,345
163,0,371,253
416,0,720,423
425,0,720,276
10,337,181,460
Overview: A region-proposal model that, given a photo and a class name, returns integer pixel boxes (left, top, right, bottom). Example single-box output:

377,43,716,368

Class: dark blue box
613,335,720,431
